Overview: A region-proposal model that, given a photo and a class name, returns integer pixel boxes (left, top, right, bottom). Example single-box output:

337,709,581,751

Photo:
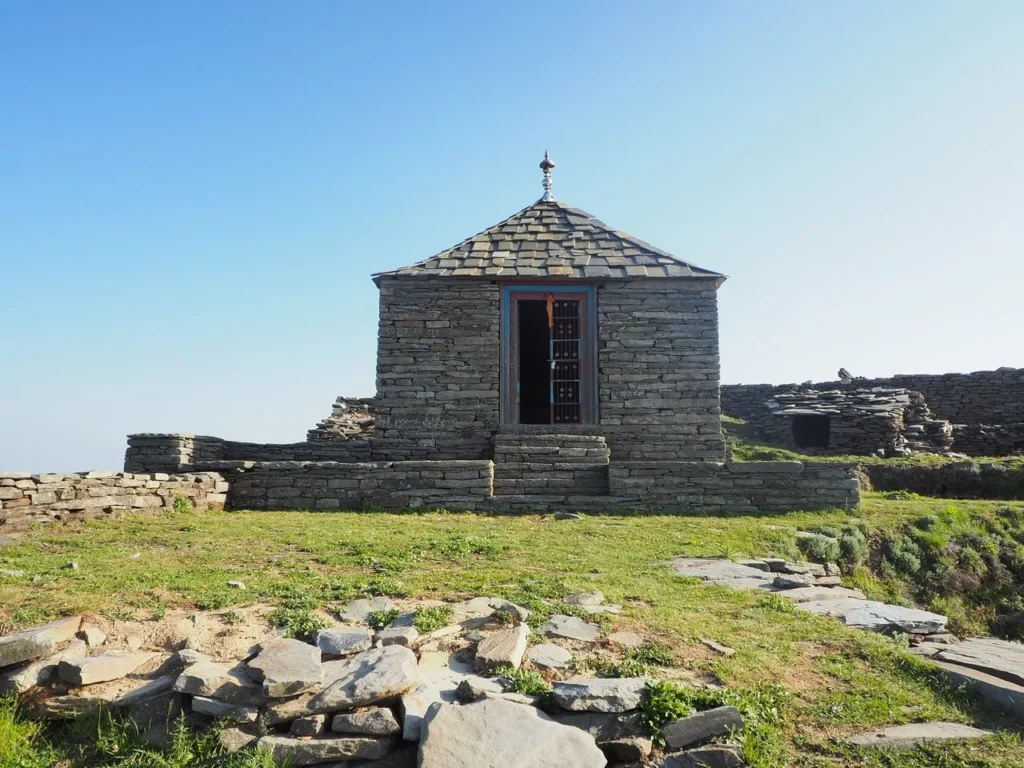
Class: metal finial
540,150,555,201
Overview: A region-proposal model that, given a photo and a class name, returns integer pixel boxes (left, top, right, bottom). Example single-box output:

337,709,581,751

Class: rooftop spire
540,150,555,201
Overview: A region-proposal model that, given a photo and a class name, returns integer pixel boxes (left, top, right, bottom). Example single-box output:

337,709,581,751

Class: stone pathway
671,555,1024,725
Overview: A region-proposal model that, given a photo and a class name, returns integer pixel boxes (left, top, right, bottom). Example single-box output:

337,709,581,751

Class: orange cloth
546,295,554,328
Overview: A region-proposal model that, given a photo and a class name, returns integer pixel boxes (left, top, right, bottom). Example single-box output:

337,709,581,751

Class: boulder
191,695,259,723
332,707,401,736
847,722,992,749
316,626,373,657
540,615,601,642
219,724,261,752
474,625,529,672
797,599,947,634
454,676,504,703
550,710,645,744
263,657,361,724
247,638,323,698
450,597,530,627
58,651,156,686
305,646,418,715
552,678,647,713
662,706,745,750
0,639,87,695
934,637,1024,686
772,574,815,589
0,616,81,668
603,736,652,761
80,628,107,647
399,651,478,741
528,643,572,670
291,714,327,737
663,745,745,767
341,598,395,624
417,698,606,767
173,661,265,706
257,734,393,765
378,626,419,647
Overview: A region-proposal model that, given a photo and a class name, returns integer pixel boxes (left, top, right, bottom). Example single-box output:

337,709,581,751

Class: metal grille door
550,298,582,424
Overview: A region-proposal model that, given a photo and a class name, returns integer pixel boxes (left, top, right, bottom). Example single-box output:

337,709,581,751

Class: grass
1,496,1023,766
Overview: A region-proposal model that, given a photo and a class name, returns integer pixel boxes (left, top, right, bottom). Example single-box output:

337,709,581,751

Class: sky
1,1,1022,470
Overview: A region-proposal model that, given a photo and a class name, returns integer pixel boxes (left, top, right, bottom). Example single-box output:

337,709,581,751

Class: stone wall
861,460,1024,500
952,423,1024,456
124,434,371,473
609,461,860,513
372,278,500,461
0,471,226,527
307,396,376,441
209,460,494,511
597,280,725,461
722,367,1024,426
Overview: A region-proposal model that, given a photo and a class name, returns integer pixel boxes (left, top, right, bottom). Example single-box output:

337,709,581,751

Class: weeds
412,605,454,634
367,608,400,630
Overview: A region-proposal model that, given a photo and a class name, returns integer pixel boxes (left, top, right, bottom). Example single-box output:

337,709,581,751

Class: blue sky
2,1,1022,470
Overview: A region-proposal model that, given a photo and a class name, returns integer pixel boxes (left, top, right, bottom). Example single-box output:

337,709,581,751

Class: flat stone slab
58,651,156,686
340,597,395,624
418,698,606,767
378,626,419,647
315,626,373,657
934,637,1024,686
662,706,744,750
173,661,265,706
257,734,392,765
247,638,323,698
528,644,572,670
264,658,363,724
540,615,601,642
664,745,745,768
290,714,327,737
796,599,947,634
779,586,866,604
550,710,645,744
934,661,1024,723
0,616,81,668
0,639,87,695
400,651,479,741
450,597,530,626
192,695,259,723
552,678,647,713
847,722,993,749
332,707,401,736
305,646,418,715
606,631,645,648
475,625,529,672
671,558,775,589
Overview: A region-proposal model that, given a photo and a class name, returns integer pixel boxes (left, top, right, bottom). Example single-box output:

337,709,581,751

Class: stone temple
120,155,859,514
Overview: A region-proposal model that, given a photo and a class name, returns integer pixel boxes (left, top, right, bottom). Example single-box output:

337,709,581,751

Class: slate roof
373,199,724,281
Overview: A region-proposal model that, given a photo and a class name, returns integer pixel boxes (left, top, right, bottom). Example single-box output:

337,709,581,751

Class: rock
772,574,815,589
378,626,419,647
58,651,156,686
80,628,106,647
814,576,843,587
450,597,530,626
474,625,529,672
257,734,393,764
934,637,1024,686
0,616,81,668
305,646,417,715
566,592,605,607
172,649,212,668
126,636,143,651
540,615,601,642
39,694,111,718
0,570,25,578
341,597,395,624
0,639,87,695
352,742,419,767
227,581,246,589
663,745,745,767
670,559,775,589
606,632,645,648
499,692,538,706
662,706,745,750
399,651,477,741
847,722,993,749
112,675,180,729
316,626,373,657
263,657,359,724
780,561,826,577
778,586,866,603
603,736,652,761
797,599,948,634
552,678,647,713
701,639,735,657
219,724,261,752
738,560,770,572
248,638,323,698
332,707,401,736
554,512,583,520
418,698,606,767
933,661,1024,722
173,661,265,706
454,676,503,702
528,643,572,670
291,714,327,737
192,695,259,723
66,561,79,570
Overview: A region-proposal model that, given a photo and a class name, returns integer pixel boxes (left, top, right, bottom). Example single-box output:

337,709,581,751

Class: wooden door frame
500,284,598,426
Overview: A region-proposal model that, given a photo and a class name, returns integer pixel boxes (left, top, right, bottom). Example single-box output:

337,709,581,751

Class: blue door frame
500,284,598,425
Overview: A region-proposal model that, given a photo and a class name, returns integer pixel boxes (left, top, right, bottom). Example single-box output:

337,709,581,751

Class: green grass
1,497,1023,766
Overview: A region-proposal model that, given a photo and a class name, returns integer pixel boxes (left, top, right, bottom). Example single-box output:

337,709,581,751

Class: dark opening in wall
792,414,830,449
518,300,551,424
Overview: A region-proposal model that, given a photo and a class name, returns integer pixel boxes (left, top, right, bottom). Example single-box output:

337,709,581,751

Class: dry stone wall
373,278,500,461
124,434,371,473
609,461,860,513
0,471,226,527
597,280,725,462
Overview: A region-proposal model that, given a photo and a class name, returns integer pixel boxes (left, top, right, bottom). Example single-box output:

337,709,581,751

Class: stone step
493,479,609,495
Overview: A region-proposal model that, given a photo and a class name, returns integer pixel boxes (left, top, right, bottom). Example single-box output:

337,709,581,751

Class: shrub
367,608,400,630
413,605,454,634
171,495,193,514
881,534,922,576
492,665,551,696
838,528,868,567
798,534,840,564
268,607,329,641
